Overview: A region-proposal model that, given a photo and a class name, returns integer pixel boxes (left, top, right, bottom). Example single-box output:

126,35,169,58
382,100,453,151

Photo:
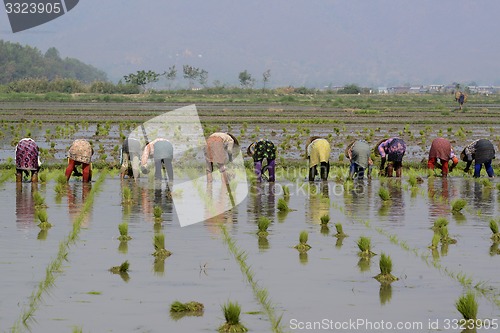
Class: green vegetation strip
12,170,108,332
0,169,15,185
331,200,500,308
220,225,284,333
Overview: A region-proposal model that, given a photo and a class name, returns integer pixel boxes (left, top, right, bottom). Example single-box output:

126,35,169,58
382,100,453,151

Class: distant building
388,86,410,94
428,84,444,93
378,87,388,94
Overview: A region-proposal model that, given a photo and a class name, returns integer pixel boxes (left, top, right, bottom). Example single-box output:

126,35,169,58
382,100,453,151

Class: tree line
0,40,107,84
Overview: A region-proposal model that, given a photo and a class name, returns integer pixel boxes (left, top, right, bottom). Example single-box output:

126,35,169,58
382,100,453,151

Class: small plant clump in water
109,260,129,274
455,291,478,322
378,187,390,202
170,300,204,313
319,214,330,226
153,205,163,221
432,217,449,232
117,222,132,241
256,216,271,237
489,219,500,242
282,185,290,198
294,230,312,252
374,253,398,284
218,301,248,333
451,198,467,213
357,236,376,258
33,192,46,207
36,209,52,229
122,187,132,204
152,233,172,259
438,225,457,245
277,198,291,212
429,232,441,249
334,223,348,238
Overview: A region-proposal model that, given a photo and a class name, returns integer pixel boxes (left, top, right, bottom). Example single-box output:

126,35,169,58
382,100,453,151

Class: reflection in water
250,183,276,219
379,283,392,305
384,180,405,225
204,182,235,234
153,258,165,276
428,178,451,219
299,252,308,265
118,241,128,254
258,236,270,251
66,182,92,227
357,257,371,272
15,182,38,229
306,182,330,225
344,179,373,221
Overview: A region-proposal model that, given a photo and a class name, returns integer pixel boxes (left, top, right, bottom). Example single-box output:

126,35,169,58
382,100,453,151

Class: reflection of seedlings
122,187,132,204
334,223,348,238
374,253,398,284
118,241,128,254
378,187,390,202
299,252,308,264
357,257,371,272
218,301,248,333
439,226,457,245
153,257,165,275
451,198,467,214
117,222,132,241
37,229,48,240
489,242,500,256
294,230,311,252
152,233,172,259
379,284,392,305
256,216,271,237
489,219,500,242
357,236,376,258
153,205,163,222
36,209,52,229
282,185,290,200
455,291,478,323
429,233,441,250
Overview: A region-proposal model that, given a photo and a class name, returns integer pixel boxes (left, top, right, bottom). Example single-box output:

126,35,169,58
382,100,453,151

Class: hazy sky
1,0,500,88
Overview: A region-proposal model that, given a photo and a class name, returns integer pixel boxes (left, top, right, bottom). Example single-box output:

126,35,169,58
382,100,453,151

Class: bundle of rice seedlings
282,185,290,198
38,173,47,183
153,205,163,221
334,223,348,238
438,226,457,244
109,260,129,274
54,183,66,196
451,198,467,213
122,187,132,204
374,253,398,284
357,236,376,258
152,233,172,259
117,222,132,241
378,187,390,202
56,173,67,185
455,291,478,322
294,230,311,252
36,209,52,229
432,217,449,232
170,301,204,313
319,214,330,226
33,192,46,207
218,301,248,333
277,198,290,212
408,175,418,188
256,216,271,237
489,219,500,242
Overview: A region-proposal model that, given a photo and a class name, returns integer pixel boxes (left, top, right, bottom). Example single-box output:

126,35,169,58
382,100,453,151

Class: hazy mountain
1,0,499,88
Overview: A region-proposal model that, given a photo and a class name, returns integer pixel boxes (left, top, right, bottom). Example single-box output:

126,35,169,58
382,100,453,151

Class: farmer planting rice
305,136,331,181
375,137,406,177
15,138,40,183
120,137,142,181
346,140,373,180
460,139,496,178
65,139,93,182
247,139,276,182
427,137,459,177
140,138,174,182
204,132,239,183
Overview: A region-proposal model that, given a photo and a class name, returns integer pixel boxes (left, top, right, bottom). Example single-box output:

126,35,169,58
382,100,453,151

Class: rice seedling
451,198,467,213
489,219,500,242
282,185,290,199
152,233,172,259
153,205,163,221
408,175,418,188
170,300,204,313
33,192,46,207
257,216,271,237
438,226,457,245
294,230,311,252
277,198,291,212
109,260,129,274
357,236,376,258
334,223,347,238
374,252,398,284
319,214,330,226
36,209,52,229
218,301,248,333
432,217,449,232
54,183,66,196
378,187,390,202
429,232,440,249
479,178,493,188
55,173,67,184
117,222,132,241
455,291,478,322
122,187,132,204
38,172,47,183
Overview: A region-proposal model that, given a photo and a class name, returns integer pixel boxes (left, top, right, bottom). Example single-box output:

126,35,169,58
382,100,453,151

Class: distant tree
44,47,61,60
239,70,254,88
164,65,177,89
183,65,200,88
338,84,362,94
123,70,160,92
262,69,271,90
198,69,208,86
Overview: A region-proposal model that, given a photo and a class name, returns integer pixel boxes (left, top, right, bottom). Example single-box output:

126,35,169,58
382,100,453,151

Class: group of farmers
14,130,496,184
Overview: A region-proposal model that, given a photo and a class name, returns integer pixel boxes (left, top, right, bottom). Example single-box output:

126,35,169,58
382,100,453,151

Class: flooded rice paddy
0,172,499,332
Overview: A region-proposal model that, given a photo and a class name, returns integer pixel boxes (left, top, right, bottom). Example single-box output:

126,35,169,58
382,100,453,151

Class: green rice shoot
455,291,478,321
277,198,290,212
153,205,162,220
117,222,132,241
218,301,248,333
378,187,390,202
319,214,330,225
257,216,271,237
451,198,467,213
170,301,204,313
334,223,347,238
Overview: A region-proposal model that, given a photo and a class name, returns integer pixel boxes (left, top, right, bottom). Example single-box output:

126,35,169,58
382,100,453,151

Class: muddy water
0,175,499,332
